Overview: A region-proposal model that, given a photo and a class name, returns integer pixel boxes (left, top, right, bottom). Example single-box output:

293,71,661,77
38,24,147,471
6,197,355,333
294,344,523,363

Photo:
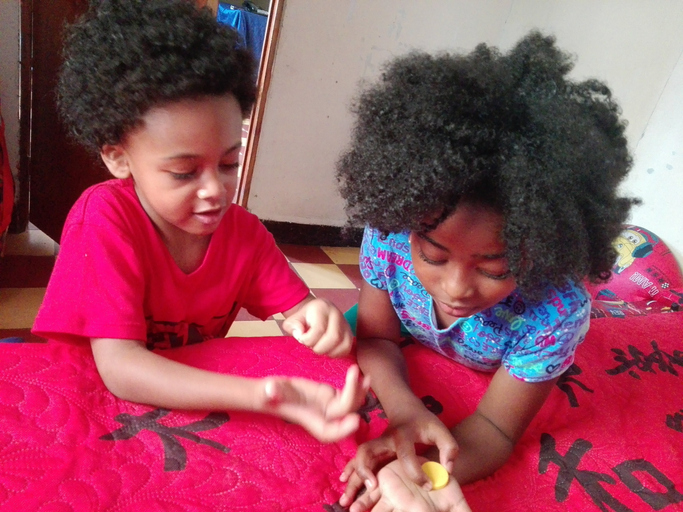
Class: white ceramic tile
226,320,283,337
321,246,360,265
290,263,356,289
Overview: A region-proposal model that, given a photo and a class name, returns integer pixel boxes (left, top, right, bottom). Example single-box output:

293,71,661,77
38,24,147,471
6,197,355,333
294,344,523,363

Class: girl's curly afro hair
337,31,639,295
57,0,257,154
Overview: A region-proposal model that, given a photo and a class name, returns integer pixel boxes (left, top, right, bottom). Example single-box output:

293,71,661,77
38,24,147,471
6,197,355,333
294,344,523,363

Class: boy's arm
280,293,355,357
91,337,367,442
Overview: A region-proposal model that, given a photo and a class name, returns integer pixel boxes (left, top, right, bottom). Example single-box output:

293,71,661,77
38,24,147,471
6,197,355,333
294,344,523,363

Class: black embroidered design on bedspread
666,409,683,433
100,408,231,471
358,392,383,423
539,433,683,511
556,363,594,407
606,340,683,379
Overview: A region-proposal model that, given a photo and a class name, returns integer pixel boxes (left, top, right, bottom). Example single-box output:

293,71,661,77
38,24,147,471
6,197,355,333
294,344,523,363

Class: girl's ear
100,144,131,179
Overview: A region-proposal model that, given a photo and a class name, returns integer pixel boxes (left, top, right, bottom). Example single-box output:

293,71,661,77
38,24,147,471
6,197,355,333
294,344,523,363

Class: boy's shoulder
64,178,140,227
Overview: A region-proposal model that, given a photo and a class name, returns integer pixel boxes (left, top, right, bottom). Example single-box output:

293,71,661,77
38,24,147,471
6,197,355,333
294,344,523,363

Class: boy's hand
339,410,458,506
343,457,471,512
282,297,354,357
260,364,370,443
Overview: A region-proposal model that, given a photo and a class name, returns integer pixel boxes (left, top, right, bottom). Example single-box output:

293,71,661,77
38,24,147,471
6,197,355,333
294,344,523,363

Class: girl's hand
339,411,458,507
282,297,354,357
260,364,370,442
345,457,471,512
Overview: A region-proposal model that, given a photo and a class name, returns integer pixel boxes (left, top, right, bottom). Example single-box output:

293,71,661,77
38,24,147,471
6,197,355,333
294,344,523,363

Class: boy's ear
100,144,131,179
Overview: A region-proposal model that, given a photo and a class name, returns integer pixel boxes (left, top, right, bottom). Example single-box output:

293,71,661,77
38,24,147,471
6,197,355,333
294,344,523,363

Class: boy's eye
219,162,240,172
169,170,196,180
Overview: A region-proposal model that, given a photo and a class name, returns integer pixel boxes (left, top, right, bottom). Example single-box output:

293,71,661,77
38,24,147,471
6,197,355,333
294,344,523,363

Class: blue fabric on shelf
217,3,268,65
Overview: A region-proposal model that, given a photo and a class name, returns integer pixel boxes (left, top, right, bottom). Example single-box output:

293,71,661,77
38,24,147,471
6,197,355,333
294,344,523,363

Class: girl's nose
442,266,475,301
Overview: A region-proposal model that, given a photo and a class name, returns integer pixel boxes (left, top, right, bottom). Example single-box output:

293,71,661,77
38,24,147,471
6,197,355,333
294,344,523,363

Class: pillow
587,225,683,317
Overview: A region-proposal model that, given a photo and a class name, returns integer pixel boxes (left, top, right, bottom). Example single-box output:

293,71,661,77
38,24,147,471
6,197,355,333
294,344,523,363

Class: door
19,0,280,243
20,0,108,243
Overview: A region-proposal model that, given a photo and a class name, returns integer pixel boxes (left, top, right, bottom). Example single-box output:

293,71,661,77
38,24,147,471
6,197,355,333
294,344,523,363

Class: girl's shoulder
362,227,411,254
497,280,591,329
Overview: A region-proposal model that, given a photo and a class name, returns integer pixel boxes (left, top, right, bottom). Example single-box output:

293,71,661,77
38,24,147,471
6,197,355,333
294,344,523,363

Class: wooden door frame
12,0,33,233
236,0,282,208
196,0,284,208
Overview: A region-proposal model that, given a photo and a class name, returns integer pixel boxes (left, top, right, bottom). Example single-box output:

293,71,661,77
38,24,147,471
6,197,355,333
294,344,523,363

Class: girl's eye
479,269,513,281
418,250,446,266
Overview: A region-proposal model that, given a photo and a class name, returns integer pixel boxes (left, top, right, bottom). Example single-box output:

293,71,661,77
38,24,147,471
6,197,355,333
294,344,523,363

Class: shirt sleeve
503,304,590,382
239,219,309,320
32,212,147,344
360,226,388,291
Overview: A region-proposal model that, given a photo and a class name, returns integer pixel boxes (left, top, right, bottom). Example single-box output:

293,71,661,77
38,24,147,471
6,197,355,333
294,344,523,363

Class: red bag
0,98,15,241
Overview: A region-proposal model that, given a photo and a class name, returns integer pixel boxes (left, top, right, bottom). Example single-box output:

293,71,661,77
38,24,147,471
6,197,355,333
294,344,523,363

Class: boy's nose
197,170,223,201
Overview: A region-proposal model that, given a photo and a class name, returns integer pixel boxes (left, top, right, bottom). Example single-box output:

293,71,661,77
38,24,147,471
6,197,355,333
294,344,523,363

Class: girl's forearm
356,337,426,419
423,410,515,484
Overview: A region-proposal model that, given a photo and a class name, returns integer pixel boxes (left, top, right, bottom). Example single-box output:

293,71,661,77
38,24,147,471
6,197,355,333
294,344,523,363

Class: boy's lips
194,208,223,225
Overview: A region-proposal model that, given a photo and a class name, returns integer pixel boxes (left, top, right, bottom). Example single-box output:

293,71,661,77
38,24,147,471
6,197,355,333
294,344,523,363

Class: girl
32,0,368,444
336,31,637,511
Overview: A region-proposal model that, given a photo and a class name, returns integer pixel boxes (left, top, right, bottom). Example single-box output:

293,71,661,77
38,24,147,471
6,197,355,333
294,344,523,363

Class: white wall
249,0,683,266
0,0,20,195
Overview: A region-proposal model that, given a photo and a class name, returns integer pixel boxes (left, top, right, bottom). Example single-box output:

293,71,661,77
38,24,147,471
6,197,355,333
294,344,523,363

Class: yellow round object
421,461,449,490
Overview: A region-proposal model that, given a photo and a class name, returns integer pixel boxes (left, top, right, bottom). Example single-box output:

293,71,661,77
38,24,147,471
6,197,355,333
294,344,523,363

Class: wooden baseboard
263,220,363,247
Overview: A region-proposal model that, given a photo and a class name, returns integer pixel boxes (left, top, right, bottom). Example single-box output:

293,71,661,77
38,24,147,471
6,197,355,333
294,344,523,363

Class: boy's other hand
342,457,471,512
260,364,370,443
282,296,354,357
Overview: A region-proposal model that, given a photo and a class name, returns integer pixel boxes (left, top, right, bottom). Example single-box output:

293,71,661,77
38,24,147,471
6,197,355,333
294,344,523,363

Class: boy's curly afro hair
337,31,639,295
58,0,257,154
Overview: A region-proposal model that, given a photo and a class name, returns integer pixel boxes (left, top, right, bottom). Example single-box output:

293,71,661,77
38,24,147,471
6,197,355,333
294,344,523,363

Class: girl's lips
438,301,477,318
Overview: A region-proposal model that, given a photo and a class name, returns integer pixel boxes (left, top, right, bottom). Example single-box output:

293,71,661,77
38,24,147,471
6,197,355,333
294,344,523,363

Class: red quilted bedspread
1,313,682,511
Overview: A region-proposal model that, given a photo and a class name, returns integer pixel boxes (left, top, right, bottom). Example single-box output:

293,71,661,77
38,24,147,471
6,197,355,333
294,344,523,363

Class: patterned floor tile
279,244,334,264
337,264,364,290
311,288,359,315
0,255,55,288
226,320,284,337
290,263,356,289
0,288,47,329
321,246,360,265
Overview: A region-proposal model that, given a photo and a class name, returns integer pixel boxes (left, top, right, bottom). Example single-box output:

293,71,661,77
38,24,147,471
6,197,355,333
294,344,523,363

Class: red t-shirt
33,179,309,349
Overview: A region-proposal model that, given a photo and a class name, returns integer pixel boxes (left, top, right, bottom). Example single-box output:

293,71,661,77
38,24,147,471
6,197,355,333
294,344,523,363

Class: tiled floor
0,224,361,342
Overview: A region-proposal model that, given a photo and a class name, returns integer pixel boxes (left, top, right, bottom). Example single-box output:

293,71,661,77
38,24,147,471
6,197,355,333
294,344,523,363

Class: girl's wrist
381,391,428,422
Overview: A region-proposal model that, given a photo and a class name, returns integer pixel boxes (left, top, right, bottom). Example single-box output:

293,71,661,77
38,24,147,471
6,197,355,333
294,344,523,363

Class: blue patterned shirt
360,227,590,382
